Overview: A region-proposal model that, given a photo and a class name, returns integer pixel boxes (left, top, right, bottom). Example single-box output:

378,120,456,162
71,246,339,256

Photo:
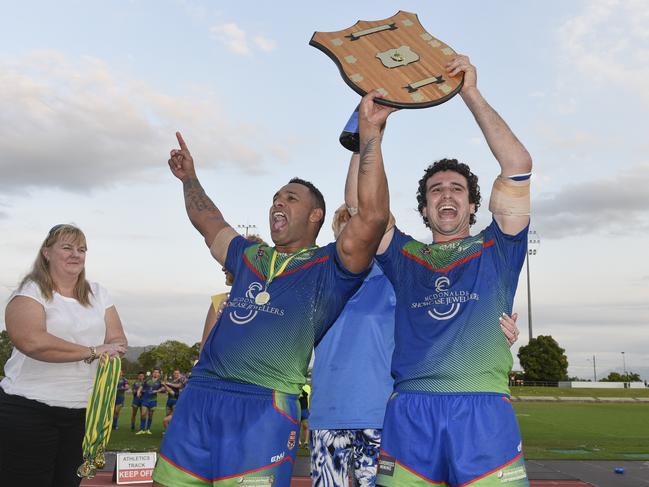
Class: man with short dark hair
346,55,532,486
137,368,164,435
153,90,394,487
129,371,145,432
163,369,186,416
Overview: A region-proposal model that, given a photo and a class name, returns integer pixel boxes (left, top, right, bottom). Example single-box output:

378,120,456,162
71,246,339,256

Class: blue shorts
166,397,178,408
376,392,529,486
300,407,309,420
115,395,125,406
153,377,300,486
131,396,142,408
142,399,157,410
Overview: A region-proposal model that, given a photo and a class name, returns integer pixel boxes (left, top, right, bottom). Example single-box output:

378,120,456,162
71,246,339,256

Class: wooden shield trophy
310,11,463,109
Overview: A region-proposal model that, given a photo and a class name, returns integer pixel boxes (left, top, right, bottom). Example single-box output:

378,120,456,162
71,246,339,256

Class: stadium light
237,224,257,237
587,355,597,382
621,351,627,377
526,230,541,341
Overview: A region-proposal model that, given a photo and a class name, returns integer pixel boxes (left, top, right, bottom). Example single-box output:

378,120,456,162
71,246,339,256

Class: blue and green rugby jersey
193,236,367,395
376,220,528,395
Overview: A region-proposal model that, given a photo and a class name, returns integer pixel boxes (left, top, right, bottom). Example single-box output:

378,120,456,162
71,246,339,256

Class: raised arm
448,56,532,235
344,152,395,255
168,132,238,265
337,91,394,273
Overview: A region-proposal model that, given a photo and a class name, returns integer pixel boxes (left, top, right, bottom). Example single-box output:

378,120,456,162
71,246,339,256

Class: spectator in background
136,367,164,435
113,369,129,429
308,205,395,487
299,383,311,448
163,369,186,416
130,371,146,432
0,223,127,487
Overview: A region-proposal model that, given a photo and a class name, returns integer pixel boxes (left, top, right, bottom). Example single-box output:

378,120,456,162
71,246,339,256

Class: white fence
558,381,646,389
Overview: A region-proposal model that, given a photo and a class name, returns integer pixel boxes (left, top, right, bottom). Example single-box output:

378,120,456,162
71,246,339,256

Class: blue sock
140,418,146,430
147,416,153,430
130,422,135,430
113,417,118,428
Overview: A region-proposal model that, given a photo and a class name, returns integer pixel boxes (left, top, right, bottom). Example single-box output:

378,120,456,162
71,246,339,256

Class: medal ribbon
264,246,318,289
78,355,121,479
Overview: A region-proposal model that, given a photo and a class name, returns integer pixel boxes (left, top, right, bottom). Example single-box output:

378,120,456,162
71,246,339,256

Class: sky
1,0,648,381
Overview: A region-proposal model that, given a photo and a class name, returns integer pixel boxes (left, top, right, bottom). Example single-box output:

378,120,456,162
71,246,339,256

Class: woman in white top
0,224,127,487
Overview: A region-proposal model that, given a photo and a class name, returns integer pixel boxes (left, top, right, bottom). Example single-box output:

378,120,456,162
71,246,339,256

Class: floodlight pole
526,230,540,342
526,256,532,340
622,351,627,377
592,355,597,382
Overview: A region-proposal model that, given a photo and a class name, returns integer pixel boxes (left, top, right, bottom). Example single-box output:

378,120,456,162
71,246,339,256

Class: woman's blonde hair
331,204,352,239
19,224,93,306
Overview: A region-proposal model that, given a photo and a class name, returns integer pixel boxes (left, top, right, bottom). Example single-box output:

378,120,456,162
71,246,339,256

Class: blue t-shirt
141,379,162,402
166,377,186,399
116,377,128,400
376,220,528,394
193,237,367,395
309,263,395,430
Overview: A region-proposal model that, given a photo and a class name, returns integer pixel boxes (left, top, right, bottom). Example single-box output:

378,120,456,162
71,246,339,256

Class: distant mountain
123,345,154,363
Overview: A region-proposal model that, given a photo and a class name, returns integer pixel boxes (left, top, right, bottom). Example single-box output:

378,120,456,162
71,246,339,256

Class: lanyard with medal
255,246,317,305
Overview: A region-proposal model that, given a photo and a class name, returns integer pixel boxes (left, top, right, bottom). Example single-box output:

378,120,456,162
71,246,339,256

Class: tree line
0,331,199,377
0,330,642,382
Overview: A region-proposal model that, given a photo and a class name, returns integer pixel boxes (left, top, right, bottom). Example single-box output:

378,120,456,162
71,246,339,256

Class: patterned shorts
310,428,382,487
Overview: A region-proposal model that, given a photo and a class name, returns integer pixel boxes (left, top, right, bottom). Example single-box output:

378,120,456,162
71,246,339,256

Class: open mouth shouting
271,211,287,232
438,204,458,220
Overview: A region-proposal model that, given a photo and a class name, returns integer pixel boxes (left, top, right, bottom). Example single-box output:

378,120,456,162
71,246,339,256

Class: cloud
254,35,277,52
210,23,250,55
558,0,649,105
210,23,277,55
533,164,649,238
0,51,270,194
534,123,600,151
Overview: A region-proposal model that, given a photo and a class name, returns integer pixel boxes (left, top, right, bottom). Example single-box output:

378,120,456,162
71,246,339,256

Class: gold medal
95,450,106,469
77,460,92,478
257,246,317,307
255,291,270,305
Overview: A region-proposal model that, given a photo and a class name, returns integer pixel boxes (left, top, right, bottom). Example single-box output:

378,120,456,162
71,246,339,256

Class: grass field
510,386,649,398
516,402,649,460
108,391,649,460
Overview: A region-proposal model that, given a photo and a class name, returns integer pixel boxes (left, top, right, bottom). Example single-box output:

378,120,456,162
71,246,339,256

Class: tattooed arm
344,153,395,256
168,132,236,265
336,91,395,273
342,93,397,258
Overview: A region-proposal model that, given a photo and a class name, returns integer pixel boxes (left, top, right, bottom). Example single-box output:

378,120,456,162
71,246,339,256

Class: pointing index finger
176,131,189,152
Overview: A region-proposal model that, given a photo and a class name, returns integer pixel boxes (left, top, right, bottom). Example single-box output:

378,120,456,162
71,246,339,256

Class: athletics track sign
114,452,157,484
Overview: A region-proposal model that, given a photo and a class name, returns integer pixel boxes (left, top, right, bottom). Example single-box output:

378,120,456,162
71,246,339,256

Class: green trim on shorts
376,454,528,486
272,391,300,424
153,453,288,487
466,455,528,486
377,457,447,486
153,455,211,486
